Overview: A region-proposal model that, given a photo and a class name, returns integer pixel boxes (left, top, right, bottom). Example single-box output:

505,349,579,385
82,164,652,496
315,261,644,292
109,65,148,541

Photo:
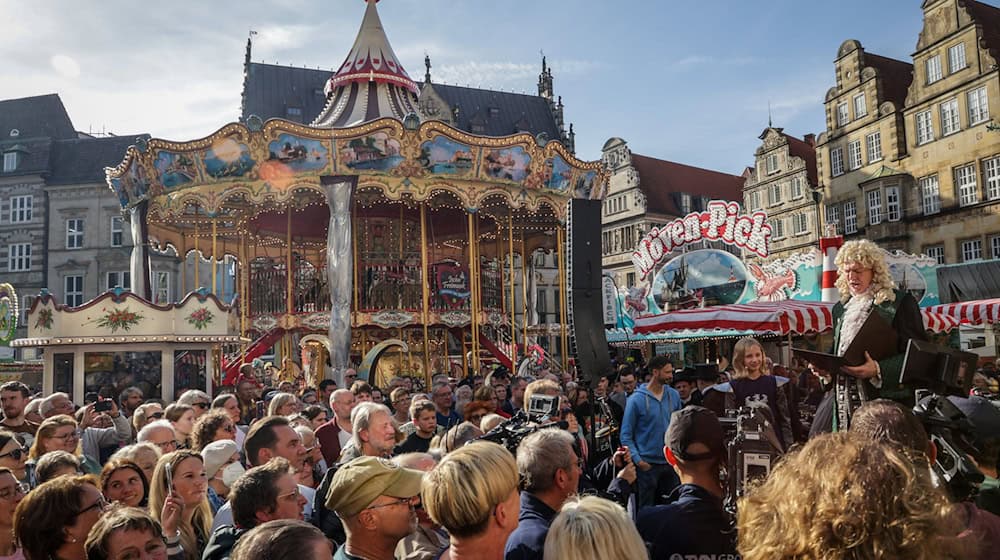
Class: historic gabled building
817,0,1000,277
902,0,1000,267
744,127,820,259
816,40,914,252
600,137,745,289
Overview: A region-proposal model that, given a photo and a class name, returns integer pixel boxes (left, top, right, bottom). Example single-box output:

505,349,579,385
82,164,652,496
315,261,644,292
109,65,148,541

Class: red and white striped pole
819,224,843,302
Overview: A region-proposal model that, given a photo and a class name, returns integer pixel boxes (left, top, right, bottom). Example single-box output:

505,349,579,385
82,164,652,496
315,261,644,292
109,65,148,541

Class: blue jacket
620,383,682,465
636,483,738,558
504,492,556,560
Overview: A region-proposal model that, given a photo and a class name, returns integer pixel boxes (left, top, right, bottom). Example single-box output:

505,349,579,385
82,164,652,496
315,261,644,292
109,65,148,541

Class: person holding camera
620,355,682,508
636,406,737,559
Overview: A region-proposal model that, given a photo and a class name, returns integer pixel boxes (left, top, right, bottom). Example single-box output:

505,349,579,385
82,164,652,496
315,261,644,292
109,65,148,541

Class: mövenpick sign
632,201,771,280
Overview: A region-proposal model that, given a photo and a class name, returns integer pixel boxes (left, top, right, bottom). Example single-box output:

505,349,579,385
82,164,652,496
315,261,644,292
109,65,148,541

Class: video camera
720,405,784,518
913,390,985,501
476,394,567,454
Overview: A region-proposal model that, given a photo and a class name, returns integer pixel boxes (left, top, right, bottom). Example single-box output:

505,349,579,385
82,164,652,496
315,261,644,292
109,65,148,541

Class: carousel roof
312,0,419,127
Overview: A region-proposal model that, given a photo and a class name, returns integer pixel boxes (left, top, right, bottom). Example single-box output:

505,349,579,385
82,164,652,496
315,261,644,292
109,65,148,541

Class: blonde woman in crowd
543,495,648,560
131,402,164,434
737,432,968,559
28,415,102,475
422,441,520,560
268,392,300,417
149,450,213,560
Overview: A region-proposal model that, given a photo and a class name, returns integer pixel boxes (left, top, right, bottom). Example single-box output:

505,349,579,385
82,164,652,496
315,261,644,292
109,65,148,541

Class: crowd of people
1,243,999,559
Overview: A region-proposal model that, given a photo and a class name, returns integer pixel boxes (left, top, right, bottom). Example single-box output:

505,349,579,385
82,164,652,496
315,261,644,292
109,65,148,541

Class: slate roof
426,83,562,140
0,94,77,141
240,62,332,124
631,153,745,215
240,62,563,139
48,134,150,185
965,0,1000,61
864,53,913,108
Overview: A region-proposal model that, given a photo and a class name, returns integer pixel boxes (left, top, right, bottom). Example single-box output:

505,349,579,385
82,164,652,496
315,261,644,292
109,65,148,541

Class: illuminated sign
632,201,771,280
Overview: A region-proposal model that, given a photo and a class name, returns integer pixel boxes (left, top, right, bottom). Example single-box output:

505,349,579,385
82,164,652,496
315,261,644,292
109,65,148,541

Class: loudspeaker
566,199,611,387
568,199,602,291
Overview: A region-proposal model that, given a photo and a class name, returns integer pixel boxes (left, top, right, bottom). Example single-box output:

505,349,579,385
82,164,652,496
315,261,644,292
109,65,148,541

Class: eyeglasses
149,412,164,419
365,496,414,511
154,440,178,451
52,430,82,441
77,494,110,516
277,487,301,501
193,402,209,409
0,447,27,461
221,424,237,433
0,482,28,501
114,539,167,560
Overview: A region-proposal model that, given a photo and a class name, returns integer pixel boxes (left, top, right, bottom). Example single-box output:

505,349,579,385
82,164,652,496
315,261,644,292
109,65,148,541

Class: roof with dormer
631,153,745,215
425,83,563,140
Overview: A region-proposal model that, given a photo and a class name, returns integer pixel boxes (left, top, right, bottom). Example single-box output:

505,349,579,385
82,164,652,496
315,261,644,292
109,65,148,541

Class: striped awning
924,298,1000,327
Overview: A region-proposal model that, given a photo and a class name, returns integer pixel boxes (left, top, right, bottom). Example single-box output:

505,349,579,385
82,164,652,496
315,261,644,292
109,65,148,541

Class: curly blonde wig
736,433,968,560
834,239,896,305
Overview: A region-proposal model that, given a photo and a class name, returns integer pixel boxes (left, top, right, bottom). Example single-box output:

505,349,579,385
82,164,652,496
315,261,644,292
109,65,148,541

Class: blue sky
1,0,932,173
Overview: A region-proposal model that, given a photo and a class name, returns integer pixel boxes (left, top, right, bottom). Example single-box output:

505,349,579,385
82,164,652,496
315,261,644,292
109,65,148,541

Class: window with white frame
748,190,762,211
106,271,131,291
111,216,124,247
679,193,692,214
992,236,1000,260
969,87,990,125
848,140,863,170
941,98,960,136
867,189,883,225
768,183,782,206
948,43,966,73
853,93,867,118
886,185,901,222
8,195,31,223
826,205,840,231
66,218,84,249
790,176,804,199
765,153,779,175
962,239,983,262
830,147,844,176
1,152,17,173
916,110,935,144
956,164,979,207
925,245,945,265
836,103,849,126
7,243,30,272
771,216,784,239
920,175,941,215
866,131,883,163
926,55,943,83
21,295,32,324
793,213,808,235
986,156,1000,201
64,275,84,307
844,200,857,234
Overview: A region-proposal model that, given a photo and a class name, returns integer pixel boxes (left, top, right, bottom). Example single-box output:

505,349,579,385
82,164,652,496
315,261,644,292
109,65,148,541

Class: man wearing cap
672,368,702,408
636,406,737,558
327,455,424,560
201,439,241,513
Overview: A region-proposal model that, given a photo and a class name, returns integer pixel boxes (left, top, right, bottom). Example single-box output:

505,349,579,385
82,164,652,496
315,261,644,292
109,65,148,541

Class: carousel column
211,218,218,295
557,223,569,372
128,201,152,299
161,348,176,403
420,205,431,378
508,214,517,364
467,210,480,375
323,177,356,375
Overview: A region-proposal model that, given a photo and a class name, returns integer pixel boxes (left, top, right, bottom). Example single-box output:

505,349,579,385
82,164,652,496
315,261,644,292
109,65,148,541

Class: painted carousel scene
4,1,1000,558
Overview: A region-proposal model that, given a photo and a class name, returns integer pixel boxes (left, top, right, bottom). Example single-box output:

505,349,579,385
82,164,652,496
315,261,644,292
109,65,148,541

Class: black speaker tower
566,199,612,389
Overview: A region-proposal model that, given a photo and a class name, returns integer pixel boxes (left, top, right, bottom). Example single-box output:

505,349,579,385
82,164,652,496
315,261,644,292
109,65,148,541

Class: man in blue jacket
620,354,682,508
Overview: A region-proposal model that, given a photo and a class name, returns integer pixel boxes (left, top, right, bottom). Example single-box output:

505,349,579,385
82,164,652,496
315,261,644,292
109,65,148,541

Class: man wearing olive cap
327,455,425,560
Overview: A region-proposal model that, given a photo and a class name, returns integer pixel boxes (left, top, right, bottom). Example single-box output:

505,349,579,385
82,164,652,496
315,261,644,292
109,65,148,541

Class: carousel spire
312,0,419,128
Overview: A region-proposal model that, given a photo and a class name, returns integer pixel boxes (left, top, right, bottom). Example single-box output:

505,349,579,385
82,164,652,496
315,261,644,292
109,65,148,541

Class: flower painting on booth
88,307,144,333
186,307,214,330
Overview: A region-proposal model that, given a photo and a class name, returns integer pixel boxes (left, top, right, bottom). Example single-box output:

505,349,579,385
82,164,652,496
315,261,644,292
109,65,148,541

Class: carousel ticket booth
12,288,242,404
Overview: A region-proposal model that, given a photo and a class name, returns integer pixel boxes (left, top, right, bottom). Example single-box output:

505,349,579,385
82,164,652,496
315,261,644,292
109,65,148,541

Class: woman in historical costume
723,337,794,450
809,240,927,434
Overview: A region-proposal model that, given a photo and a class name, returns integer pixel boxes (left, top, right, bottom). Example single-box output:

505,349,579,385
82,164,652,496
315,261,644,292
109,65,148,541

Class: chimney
804,133,816,147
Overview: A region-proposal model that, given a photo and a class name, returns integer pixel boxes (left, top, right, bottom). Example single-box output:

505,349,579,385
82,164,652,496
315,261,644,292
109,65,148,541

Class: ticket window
174,350,207,397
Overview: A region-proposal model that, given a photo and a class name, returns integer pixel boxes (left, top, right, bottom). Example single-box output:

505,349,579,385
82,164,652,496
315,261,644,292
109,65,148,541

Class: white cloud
50,55,81,79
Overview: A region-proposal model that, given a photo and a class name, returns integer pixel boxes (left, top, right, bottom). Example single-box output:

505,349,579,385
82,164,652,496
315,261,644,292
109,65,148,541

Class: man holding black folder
802,240,927,434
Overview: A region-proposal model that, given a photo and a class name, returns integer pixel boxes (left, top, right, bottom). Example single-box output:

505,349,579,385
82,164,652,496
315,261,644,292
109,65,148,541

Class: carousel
103,0,606,389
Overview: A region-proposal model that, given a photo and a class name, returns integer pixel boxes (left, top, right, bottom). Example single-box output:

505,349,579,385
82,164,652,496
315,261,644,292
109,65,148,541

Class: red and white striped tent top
925,298,1000,327
632,300,960,336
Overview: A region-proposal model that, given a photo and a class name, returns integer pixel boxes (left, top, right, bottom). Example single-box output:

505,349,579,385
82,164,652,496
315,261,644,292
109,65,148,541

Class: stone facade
817,0,1000,263
744,127,821,259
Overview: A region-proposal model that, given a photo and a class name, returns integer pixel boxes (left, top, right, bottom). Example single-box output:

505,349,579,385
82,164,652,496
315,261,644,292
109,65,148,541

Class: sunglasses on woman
0,448,26,461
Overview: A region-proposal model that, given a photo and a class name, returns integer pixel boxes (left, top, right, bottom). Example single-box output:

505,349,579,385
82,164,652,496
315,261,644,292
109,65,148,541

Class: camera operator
636,406,737,559
850,399,1000,559
948,395,1000,516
